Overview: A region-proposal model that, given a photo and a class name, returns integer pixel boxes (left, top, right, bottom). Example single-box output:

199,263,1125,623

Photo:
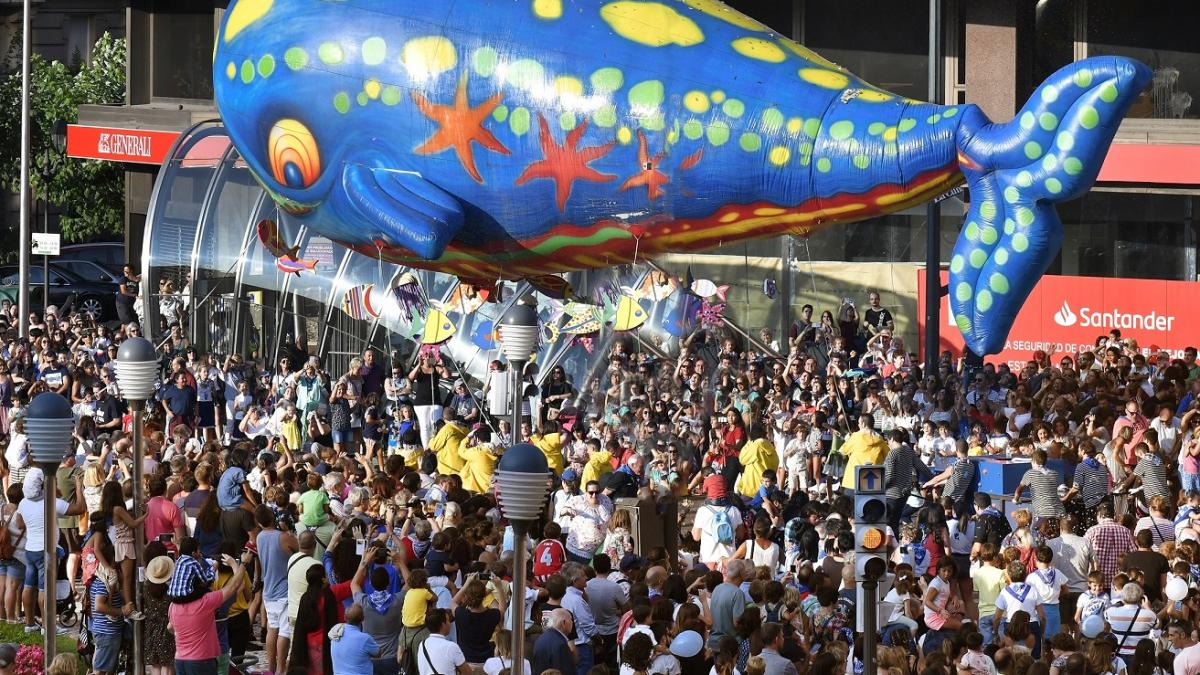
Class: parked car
0,263,118,321
58,242,126,273
54,258,125,285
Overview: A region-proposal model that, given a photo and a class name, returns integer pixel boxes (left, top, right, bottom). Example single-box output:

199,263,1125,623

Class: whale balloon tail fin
948,56,1152,356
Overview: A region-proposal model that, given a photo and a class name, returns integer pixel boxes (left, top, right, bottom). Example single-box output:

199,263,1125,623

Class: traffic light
854,465,894,633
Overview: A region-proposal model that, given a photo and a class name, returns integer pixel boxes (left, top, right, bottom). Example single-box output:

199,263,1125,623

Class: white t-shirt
947,518,975,556
693,504,740,564
5,433,28,469
922,576,952,624
484,656,531,675
18,498,70,553
418,633,466,675
884,588,916,624
994,582,1040,620
1027,567,1068,604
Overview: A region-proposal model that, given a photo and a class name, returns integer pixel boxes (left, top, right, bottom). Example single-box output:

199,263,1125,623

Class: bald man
533,608,576,675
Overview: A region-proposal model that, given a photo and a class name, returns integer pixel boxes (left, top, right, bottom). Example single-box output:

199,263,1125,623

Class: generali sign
66,124,181,165
917,271,1197,368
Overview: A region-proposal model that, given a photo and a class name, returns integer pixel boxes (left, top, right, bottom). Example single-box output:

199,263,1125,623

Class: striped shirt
944,459,976,501
88,575,125,637
1020,467,1066,519
1104,603,1156,657
883,444,925,499
1072,460,1111,507
1132,455,1170,500
1133,515,1176,549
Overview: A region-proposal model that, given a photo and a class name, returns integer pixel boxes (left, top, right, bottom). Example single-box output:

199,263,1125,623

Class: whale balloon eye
268,119,322,190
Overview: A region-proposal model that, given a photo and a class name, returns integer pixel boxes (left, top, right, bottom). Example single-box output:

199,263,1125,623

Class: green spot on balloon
926,113,941,124
868,122,886,136
594,105,617,128
473,47,499,77
739,132,761,152
1041,86,1059,103
980,227,999,245
898,118,917,133
560,112,577,131
977,290,993,312
1016,171,1033,188
1016,207,1035,227
990,273,1009,294
333,92,350,114
950,255,965,274
956,315,972,332
829,120,854,140
1080,105,1099,129
1042,154,1059,172
257,54,276,78
955,282,973,302
356,92,369,106
1012,233,1029,252
509,107,531,136
1004,186,1020,204
707,121,730,146
1057,132,1075,151
762,108,785,132
240,60,255,83
381,85,402,106
284,47,308,71
1045,177,1062,194
853,155,870,169
816,157,832,173
318,42,344,65
591,67,624,92
1020,112,1035,130
969,250,987,268
803,118,821,138
943,107,958,118
361,37,387,66
798,153,811,167
964,221,979,241
1073,69,1093,88
683,119,703,140
1039,111,1058,131
629,80,664,108
492,104,509,123
1024,141,1042,160
1064,157,1083,175
722,99,745,118
979,201,997,219
1003,219,1015,235
640,113,665,131
1100,82,1118,103
797,141,813,155
995,248,1009,265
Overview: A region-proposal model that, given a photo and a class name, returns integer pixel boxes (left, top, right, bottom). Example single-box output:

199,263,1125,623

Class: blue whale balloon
212,0,1151,355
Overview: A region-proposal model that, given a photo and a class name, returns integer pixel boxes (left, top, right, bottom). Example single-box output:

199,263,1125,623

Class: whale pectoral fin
342,164,464,260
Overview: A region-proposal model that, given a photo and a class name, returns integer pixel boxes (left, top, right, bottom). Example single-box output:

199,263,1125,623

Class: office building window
1087,2,1198,119
152,10,214,100
801,0,930,101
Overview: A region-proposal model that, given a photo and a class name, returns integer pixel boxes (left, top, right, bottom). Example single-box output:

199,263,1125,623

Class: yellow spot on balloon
402,36,457,81
533,0,563,20
364,79,381,99
710,90,726,104
554,76,584,98
684,91,710,114
786,118,803,135
617,127,633,144
224,0,273,43
720,212,741,223
778,39,842,69
857,90,893,102
731,37,785,63
882,126,897,141
799,68,849,90
768,147,791,166
679,0,765,31
600,2,705,48
226,62,236,79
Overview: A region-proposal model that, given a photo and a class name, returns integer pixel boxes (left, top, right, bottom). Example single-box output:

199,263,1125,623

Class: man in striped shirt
1084,502,1135,588
1103,582,1156,660
1013,449,1066,525
883,429,932,537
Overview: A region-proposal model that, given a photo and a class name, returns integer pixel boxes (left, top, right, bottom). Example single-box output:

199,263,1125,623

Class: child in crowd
1026,546,1067,640
297,471,332,528
957,631,999,675
994,561,1043,659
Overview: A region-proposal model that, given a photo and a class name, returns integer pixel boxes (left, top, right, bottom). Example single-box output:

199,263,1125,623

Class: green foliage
0,33,127,241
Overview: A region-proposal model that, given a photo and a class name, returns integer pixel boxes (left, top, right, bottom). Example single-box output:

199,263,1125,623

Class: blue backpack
707,506,735,546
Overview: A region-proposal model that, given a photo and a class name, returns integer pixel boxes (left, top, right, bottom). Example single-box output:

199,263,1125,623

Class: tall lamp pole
17,0,32,338
24,392,75,670
495,444,551,675
499,299,539,443
115,337,158,675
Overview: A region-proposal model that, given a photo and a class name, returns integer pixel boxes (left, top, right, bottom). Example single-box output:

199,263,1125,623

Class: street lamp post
114,337,158,675
36,122,68,316
498,299,539,443
494,444,551,675
24,392,75,670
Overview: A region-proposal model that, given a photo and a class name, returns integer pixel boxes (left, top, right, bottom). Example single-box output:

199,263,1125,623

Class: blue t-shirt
330,624,380,673
89,576,125,637
217,466,247,511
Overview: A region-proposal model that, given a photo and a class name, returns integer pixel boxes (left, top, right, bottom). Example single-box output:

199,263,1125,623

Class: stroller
55,545,78,627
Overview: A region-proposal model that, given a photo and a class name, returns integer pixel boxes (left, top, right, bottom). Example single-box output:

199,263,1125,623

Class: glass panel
151,10,215,100
1087,3,1196,119
1057,192,1191,280
803,0,930,100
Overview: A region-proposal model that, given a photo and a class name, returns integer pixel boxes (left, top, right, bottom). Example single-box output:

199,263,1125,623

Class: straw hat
146,555,175,585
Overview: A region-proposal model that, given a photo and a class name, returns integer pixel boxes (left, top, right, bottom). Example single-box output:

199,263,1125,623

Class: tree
0,33,126,241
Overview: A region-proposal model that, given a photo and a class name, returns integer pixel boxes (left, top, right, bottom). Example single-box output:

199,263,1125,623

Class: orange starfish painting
516,115,617,211
619,130,669,201
411,72,510,182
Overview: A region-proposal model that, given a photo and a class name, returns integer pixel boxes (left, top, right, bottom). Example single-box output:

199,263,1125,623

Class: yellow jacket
458,438,499,494
532,432,566,474
838,431,888,489
736,438,779,497
582,450,614,486
431,421,468,474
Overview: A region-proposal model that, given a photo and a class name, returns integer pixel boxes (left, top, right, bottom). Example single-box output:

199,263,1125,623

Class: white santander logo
1053,301,1078,327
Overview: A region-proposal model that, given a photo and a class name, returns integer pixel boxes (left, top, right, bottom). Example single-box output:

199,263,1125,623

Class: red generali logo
66,124,180,165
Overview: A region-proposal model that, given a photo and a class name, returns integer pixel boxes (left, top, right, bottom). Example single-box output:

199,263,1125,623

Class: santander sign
918,272,1193,367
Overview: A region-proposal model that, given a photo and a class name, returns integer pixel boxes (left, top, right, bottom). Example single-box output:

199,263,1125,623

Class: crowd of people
0,285,1199,675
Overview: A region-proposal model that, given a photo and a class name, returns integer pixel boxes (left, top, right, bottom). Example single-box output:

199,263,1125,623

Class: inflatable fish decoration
341,284,383,320
471,320,498,349
622,270,678,302
561,302,602,335
256,219,319,274
421,308,457,344
690,278,729,301
215,0,1151,355
612,296,648,331
438,282,490,316
697,299,726,327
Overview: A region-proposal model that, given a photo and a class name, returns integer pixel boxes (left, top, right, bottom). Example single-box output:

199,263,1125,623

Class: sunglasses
587,491,599,496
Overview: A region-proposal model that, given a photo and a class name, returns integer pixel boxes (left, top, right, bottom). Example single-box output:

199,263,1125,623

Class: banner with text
917,271,1199,368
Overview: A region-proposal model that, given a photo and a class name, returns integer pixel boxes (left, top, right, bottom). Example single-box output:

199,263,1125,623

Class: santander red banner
917,270,1199,368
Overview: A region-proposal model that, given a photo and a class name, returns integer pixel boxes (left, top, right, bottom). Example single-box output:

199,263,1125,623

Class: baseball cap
561,468,581,483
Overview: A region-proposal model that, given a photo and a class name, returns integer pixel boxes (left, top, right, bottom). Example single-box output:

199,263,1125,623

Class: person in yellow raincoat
581,438,614,487
531,421,566,475
430,408,468,475
736,426,778,497
457,428,501,494
839,415,888,492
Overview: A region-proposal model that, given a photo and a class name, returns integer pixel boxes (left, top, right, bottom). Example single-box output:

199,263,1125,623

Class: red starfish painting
619,130,669,201
516,115,617,211
411,72,510,182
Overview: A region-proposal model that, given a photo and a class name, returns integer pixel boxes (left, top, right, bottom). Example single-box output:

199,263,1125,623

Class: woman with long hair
289,565,338,675
99,479,145,598
452,576,506,667
192,492,223,558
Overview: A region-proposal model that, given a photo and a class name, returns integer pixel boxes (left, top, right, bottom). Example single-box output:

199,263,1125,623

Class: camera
478,572,492,581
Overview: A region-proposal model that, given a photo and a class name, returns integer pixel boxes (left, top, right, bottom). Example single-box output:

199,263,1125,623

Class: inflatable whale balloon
212,0,1150,355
